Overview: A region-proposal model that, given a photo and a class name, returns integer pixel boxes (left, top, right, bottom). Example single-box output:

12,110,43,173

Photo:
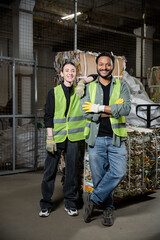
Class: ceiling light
61,12,82,20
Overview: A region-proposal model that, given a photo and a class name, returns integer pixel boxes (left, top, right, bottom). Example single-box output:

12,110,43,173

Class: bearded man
79,52,131,226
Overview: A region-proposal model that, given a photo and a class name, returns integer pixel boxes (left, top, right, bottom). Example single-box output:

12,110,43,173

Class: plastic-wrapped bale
0,123,65,171
0,128,13,170
147,66,160,103
123,71,160,127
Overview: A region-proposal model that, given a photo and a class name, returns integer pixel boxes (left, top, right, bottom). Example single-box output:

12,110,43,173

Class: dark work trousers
40,139,79,210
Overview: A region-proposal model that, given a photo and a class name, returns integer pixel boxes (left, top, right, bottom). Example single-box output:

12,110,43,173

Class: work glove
46,136,57,153
75,79,85,98
76,76,94,98
82,102,105,113
114,98,124,104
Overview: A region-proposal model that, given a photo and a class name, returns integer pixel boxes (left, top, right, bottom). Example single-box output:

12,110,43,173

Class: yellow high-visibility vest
84,79,127,137
53,85,86,143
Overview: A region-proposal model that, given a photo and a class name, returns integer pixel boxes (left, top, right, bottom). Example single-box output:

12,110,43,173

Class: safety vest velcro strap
68,127,85,134
54,119,66,124
68,116,85,121
112,123,126,129
53,130,67,135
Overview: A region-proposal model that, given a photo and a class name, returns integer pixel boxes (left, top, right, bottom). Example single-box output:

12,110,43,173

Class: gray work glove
46,136,57,153
75,79,85,98
76,76,94,98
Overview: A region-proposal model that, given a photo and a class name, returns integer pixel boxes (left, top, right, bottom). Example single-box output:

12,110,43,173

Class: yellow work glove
114,98,124,104
75,79,85,98
82,102,105,113
46,136,57,153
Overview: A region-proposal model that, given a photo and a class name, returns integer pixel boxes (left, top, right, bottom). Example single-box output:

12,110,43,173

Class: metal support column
74,0,77,51
141,0,145,83
34,57,38,170
12,60,16,171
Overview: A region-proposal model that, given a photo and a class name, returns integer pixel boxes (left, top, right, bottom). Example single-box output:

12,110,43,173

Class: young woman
39,62,86,217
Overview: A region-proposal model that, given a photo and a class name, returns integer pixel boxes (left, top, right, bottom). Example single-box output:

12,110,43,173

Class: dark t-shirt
44,82,73,148
97,81,113,137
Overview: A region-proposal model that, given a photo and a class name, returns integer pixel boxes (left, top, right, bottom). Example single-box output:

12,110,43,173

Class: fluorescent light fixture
61,12,82,20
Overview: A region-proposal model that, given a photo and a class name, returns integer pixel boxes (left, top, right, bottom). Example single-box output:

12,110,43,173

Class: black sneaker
65,207,79,216
83,192,95,223
102,208,114,226
39,208,51,217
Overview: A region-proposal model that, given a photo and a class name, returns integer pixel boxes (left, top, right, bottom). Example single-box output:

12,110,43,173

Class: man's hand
46,136,57,153
82,102,105,113
85,76,94,83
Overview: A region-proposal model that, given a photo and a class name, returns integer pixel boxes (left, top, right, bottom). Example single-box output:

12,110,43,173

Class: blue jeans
88,136,127,209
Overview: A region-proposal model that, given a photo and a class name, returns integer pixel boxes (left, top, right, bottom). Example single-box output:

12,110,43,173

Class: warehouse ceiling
0,0,160,50
35,0,160,27
34,0,160,50
35,0,160,20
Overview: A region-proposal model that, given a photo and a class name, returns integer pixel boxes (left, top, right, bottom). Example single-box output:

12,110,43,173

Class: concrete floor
0,172,160,240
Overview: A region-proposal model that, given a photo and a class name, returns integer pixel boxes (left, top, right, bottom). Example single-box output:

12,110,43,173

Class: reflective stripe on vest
109,78,127,137
85,79,127,137
53,85,86,143
84,81,97,136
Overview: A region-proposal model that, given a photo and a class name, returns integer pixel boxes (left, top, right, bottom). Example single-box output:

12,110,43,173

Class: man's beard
97,69,113,80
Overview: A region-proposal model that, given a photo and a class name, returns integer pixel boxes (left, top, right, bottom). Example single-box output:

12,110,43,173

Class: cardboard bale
79,52,126,79
54,50,126,83
79,52,97,77
113,56,126,79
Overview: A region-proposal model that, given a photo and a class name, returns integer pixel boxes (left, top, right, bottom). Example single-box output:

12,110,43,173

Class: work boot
102,208,114,226
83,192,95,223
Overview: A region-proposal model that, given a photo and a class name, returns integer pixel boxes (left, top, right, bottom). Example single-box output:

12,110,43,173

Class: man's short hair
96,52,115,64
